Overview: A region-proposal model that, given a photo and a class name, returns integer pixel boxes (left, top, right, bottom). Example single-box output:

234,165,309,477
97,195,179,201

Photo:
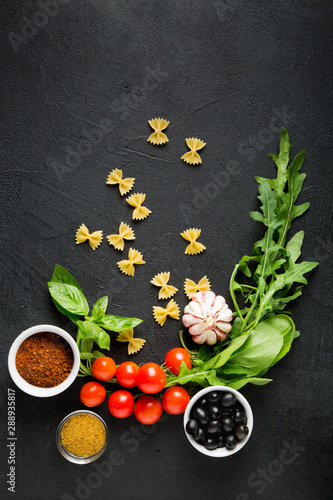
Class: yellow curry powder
61,414,105,457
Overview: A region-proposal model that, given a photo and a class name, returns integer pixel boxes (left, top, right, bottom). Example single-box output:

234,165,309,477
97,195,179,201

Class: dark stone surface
1,1,332,499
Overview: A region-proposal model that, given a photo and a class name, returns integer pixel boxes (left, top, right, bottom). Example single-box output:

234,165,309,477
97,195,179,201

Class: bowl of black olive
183,386,253,457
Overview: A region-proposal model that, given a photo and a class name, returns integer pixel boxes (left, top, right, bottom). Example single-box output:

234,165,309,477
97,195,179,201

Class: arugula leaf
285,231,304,264
96,315,143,332
283,260,319,286
48,282,89,316
255,128,291,190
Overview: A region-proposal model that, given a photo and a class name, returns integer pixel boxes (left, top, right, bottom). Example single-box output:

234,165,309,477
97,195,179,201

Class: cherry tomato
134,395,163,425
137,363,166,394
162,386,190,415
91,356,116,381
164,348,192,375
108,390,134,418
80,381,106,407
116,361,139,388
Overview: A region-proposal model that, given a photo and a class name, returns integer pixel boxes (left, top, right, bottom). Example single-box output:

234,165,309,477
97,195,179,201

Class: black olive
221,392,237,408
234,410,247,425
217,435,225,448
235,425,249,441
206,391,221,403
225,434,237,450
204,438,218,450
186,419,199,436
194,427,206,444
198,396,208,407
192,406,209,425
222,417,234,433
220,406,233,416
208,404,221,419
207,420,221,434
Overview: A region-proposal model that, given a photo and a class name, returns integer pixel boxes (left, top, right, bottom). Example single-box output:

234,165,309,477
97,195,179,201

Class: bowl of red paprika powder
8,324,80,397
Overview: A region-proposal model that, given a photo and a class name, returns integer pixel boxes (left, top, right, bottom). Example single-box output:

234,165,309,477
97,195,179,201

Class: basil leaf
229,322,283,376
227,377,273,390
50,264,83,292
80,352,94,360
91,296,108,321
50,297,81,325
81,338,93,353
92,350,104,359
77,320,110,350
96,315,142,332
265,314,296,366
204,332,250,370
48,282,89,316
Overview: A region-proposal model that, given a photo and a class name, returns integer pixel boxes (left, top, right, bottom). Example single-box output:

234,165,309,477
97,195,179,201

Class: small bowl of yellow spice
56,410,108,464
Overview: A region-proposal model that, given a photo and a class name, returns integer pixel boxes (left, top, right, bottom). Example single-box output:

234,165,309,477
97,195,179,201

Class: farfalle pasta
181,228,206,255
117,328,146,355
106,222,135,251
181,137,206,165
106,168,135,196
117,248,145,276
75,224,103,250
151,272,178,300
153,299,180,326
126,193,151,220
147,118,169,145
184,276,211,299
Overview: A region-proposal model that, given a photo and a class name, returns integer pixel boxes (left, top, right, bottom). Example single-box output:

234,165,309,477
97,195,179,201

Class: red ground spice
15,332,74,388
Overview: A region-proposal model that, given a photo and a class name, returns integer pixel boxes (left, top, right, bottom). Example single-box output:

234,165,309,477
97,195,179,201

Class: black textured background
1,1,332,499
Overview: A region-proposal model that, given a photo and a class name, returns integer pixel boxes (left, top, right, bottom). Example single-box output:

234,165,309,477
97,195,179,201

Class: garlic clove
189,322,207,337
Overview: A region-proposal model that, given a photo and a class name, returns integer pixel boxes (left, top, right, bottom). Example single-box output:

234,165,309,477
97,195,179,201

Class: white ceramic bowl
183,386,253,457
8,324,80,397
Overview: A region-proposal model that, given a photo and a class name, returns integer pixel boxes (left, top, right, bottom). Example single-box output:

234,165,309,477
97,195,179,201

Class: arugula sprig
165,129,318,392
48,265,142,376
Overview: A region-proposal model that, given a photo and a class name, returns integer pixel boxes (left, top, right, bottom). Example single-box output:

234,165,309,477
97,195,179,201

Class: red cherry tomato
164,348,192,375
137,363,166,394
162,386,190,415
134,395,163,425
80,381,106,407
108,390,134,418
91,356,117,381
116,361,139,388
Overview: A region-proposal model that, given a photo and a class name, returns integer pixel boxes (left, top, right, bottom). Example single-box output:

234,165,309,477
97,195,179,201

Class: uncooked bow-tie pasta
153,299,180,326
151,272,178,300
126,193,151,220
75,223,103,250
147,118,169,145
117,328,146,355
184,276,211,299
181,228,206,255
117,248,145,276
106,168,135,196
181,137,206,165
106,222,135,251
